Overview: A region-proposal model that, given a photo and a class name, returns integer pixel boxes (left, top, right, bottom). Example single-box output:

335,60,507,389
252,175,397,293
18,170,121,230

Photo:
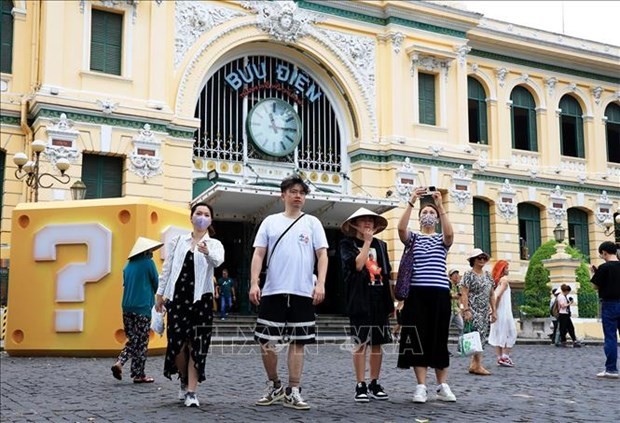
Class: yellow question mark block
5,197,192,356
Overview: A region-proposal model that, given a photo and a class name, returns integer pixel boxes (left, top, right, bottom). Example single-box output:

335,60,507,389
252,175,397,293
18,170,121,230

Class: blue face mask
192,215,211,231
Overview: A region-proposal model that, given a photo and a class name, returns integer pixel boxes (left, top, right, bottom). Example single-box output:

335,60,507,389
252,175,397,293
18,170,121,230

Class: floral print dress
163,250,213,383
460,270,494,345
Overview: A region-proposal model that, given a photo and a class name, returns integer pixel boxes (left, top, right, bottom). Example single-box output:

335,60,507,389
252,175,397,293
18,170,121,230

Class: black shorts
254,294,316,345
349,317,392,346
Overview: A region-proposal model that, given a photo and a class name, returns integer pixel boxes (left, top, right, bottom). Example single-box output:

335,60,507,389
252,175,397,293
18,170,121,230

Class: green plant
520,240,598,318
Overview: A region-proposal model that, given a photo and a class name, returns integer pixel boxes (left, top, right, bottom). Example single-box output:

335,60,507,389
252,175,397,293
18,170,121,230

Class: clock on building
246,98,302,157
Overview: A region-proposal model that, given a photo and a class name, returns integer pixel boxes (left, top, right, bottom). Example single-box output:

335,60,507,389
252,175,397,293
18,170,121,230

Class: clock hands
268,112,279,134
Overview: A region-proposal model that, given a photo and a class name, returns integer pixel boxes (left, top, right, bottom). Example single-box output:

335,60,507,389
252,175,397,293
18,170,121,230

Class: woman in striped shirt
396,187,455,404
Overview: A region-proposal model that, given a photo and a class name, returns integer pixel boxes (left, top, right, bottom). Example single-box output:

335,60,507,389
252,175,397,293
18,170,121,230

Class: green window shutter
528,108,538,151
518,203,541,258
576,117,584,158
418,73,436,125
473,199,491,254
568,208,590,261
0,149,5,221
468,77,488,144
81,154,123,199
478,100,488,144
510,104,516,148
1,0,14,74
606,103,620,163
90,9,122,75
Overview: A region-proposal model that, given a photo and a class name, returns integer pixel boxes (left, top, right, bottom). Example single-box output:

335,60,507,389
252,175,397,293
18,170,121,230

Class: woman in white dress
489,260,517,367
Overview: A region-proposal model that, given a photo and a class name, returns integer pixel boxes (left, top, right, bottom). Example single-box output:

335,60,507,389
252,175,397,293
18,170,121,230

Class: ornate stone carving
521,73,529,82
394,158,417,202
96,99,118,115
428,145,443,157
44,113,81,166
242,0,322,43
471,63,479,73
591,86,603,105
496,67,508,87
129,124,163,180
175,2,245,68
455,45,471,67
80,1,140,23
548,185,567,225
378,32,404,54
449,165,472,210
595,191,614,228
545,77,558,97
497,179,517,221
474,149,489,172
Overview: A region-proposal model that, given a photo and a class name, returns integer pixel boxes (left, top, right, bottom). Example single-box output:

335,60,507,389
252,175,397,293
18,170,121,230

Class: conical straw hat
340,207,388,237
128,237,164,259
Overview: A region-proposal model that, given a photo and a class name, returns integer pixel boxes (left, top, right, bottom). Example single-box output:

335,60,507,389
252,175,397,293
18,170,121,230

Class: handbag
259,213,305,287
394,233,416,300
459,321,483,356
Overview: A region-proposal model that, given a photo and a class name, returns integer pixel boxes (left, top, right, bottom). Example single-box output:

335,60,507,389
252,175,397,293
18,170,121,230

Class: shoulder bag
259,213,305,287
394,232,417,301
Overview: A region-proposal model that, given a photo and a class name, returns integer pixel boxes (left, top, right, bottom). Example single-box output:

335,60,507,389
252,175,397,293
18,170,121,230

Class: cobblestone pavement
1,342,617,422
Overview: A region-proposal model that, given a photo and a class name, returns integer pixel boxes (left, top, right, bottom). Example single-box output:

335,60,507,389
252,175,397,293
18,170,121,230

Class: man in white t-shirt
249,175,329,411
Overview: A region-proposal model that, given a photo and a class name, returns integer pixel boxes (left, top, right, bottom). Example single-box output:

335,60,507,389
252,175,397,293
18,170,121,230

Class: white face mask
420,214,438,228
192,215,211,231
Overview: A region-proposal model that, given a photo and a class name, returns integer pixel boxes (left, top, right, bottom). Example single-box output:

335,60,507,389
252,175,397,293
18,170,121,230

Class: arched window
473,198,491,254
568,208,590,261
468,77,488,144
559,95,585,158
511,86,537,152
1,0,14,74
605,102,620,163
518,203,541,260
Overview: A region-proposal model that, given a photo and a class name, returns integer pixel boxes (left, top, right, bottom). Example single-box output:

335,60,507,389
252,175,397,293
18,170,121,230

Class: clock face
247,98,302,157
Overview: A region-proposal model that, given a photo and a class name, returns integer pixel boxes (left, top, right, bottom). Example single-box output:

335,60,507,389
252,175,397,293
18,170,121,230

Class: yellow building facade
1,1,619,314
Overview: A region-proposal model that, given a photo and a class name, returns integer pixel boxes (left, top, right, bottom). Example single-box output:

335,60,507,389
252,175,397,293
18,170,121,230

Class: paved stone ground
1,342,617,422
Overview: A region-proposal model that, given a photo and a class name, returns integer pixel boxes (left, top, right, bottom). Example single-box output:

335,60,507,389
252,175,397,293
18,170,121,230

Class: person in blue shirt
111,237,162,383
216,268,236,320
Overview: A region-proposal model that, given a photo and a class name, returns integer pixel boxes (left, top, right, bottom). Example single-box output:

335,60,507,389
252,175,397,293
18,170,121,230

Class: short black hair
280,175,310,194
598,241,618,255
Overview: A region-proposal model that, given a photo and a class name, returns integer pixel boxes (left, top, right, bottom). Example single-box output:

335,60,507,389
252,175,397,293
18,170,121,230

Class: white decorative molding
576,173,587,185
473,147,489,172
129,124,163,180
520,73,529,82
511,151,540,170
428,145,444,157
412,53,452,82
394,158,417,202
43,113,81,166
548,185,567,225
496,67,508,87
606,164,620,179
378,32,404,54
471,63,479,73
454,45,471,67
595,191,614,228
175,2,245,68
545,77,558,97
175,5,377,142
242,0,322,43
497,179,517,221
80,0,140,23
96,99,119,115
560,157,587,174
591,86,603,105
569,83,577,92
449,165,472,210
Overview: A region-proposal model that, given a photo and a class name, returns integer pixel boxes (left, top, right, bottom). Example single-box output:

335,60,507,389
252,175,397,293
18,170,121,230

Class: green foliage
521,240,598,318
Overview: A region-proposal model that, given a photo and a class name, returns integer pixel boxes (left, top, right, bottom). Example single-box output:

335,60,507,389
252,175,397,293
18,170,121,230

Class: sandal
111,364,122,381
133,376,155,384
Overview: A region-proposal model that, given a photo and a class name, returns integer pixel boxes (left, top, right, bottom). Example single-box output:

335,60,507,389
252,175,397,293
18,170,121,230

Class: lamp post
553,223,566,243
13,140,71,202
70,180,87,200
603,212,620,237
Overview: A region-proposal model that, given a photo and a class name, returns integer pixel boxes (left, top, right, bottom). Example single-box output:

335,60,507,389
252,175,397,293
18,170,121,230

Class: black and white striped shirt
408,231,450,290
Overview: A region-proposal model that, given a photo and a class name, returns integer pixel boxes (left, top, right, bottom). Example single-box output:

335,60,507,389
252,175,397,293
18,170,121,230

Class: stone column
543,243,581,316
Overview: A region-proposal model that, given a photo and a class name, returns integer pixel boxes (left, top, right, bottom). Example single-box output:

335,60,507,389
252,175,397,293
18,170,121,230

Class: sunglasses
475,256,489,261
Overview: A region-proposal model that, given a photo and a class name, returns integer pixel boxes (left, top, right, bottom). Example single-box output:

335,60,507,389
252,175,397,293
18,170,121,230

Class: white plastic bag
459,330,483,356
150,305,165,336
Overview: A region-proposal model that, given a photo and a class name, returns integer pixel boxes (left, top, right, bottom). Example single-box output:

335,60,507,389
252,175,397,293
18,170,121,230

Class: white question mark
34,223,112,332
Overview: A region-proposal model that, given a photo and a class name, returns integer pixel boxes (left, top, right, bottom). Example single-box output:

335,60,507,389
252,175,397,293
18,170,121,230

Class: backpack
550,298,559,318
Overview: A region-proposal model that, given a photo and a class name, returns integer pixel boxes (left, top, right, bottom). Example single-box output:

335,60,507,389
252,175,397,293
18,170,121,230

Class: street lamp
70,180,87,200
603,212,620,237
553,224,565,243
13,139,71,202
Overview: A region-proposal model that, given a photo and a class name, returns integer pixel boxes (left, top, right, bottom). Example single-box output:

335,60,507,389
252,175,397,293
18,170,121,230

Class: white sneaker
283,387,310,410
184,392,200,407
412,384,427,403
256,380,285,406
597,370,619,379
436,383,457,402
